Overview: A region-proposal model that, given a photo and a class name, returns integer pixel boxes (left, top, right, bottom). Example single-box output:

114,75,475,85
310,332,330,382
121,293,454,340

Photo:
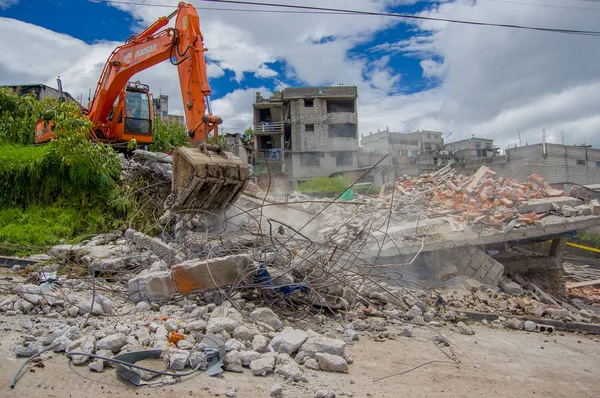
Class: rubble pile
393,165,593,228
3,162,600,393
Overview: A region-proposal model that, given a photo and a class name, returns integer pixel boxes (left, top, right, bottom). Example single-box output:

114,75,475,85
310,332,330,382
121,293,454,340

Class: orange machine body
35,2,220,147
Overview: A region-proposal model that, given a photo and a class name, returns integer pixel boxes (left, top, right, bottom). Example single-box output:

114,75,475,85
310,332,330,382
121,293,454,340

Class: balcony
254,148,283,161
254,122,284,134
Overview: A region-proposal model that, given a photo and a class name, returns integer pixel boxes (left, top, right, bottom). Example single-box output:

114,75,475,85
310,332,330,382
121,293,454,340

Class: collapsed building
2,153,600,395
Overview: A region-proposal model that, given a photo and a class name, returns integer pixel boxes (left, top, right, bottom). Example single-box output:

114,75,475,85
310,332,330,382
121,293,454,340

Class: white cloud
420,58,444,78
0,0,18,9
3,0,600,150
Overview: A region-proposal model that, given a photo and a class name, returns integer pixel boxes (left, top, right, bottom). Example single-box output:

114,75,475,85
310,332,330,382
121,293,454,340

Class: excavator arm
89,2,248,213
88,2,220,146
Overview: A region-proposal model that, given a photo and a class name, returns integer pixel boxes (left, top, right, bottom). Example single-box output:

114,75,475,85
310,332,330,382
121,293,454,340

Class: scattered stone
52,335,71,352
190,351,208,370
270,327,309,354
314,389,335,398
344,329,359,342
270,384,284,397
252,334,270,353
314,353,348,373
443,311,457,322
89,360,104,373
524,321,537,332
502,281,523,295
276,362,306,382
299,336,346,358
223,351,244,373
251,308,283,331
240,350,261,367
504,319,524,330
208,317,239,334
304,358,320,370
525,306,544,318
399,325,413,337
13,344,38,357
457,322,475,335
233,326,259,342
250,355,275,376
96,333,127,353
71,335,96,366
463,279,483,293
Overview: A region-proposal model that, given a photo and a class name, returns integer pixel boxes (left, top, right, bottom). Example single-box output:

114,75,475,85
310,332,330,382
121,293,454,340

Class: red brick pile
396,165,566,229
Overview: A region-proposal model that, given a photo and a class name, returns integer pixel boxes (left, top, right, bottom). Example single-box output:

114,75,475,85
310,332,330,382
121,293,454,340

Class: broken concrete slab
518,197,582,214
128,255,256,303
125,229,179,263
128,270,175,303
171,255,255,295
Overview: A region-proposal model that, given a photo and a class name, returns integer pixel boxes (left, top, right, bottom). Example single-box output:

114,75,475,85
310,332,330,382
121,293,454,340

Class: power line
198,0,600,36
94,0,600,36
93,0,347,15
485,0,600,11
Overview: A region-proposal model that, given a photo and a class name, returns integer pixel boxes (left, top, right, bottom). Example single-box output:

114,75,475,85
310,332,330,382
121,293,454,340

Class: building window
333,151,353,166
304,99,314,107
596,161,600,167
326,100,355,113
305,124,314,132
485,142,492,149
300,152,320,167
328,123,357,138
424,143,432,150
475,142,482,149
401,150,409,156
576,159,586,165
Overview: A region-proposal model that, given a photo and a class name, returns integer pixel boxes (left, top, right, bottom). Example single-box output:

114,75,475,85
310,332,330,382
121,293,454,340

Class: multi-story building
152,94,184,126
444,137,497,159
361,129,444,167
253,86,359,188
5,83,78,103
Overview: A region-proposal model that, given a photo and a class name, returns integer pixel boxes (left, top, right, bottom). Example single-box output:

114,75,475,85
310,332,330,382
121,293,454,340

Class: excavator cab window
124,90,151,135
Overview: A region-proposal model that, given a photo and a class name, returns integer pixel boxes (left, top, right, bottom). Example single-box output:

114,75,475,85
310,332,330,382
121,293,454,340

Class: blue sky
1,0,600,149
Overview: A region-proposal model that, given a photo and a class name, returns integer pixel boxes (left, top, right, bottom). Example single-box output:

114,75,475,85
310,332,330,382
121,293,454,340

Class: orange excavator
36,2,248,213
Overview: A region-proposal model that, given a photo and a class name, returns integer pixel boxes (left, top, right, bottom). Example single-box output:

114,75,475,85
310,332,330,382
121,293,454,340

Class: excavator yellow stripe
566,242,600,253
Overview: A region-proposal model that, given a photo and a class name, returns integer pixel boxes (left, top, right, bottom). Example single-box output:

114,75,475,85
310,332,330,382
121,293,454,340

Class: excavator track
171,146,249,213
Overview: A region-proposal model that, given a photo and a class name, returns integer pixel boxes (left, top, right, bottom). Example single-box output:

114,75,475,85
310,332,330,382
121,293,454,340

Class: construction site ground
2,318,599,398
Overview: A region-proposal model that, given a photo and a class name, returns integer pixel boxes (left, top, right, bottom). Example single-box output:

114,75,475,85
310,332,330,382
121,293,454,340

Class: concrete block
127,229,178,263
518,197,582,214
574,205,592,216
128,270,175,303
171,255,255,294
590,200,600,215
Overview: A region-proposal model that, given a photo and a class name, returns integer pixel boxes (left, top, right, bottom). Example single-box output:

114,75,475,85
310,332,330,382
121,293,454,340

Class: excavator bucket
170,145,249,214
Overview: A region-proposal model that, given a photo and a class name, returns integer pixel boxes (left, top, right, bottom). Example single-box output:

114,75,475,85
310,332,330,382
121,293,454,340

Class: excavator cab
123,82,152,137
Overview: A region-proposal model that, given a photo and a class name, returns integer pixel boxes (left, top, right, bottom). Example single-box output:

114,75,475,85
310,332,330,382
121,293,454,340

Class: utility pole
517,130,522,146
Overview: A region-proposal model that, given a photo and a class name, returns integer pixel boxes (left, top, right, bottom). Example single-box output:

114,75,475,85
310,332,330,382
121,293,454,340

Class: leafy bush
0,87,37,145
0,91,128,254
298,176,352,195
150,117,190,152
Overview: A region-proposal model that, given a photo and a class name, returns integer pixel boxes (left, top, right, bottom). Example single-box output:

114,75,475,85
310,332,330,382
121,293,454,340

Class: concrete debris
5,164,600,392
270,383,284,397
456,322,475,335
314,353,348,373
250,355,276,376
251,307,283,331
270,327,308,354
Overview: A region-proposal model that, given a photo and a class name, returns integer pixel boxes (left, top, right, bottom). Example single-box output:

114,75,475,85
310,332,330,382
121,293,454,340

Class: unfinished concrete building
253,86,359,188
360,129,444,175
445,137,498,159
152,94,184,126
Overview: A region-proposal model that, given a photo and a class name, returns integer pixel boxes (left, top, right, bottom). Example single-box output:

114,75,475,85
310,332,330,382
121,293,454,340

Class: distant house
4,83,78,103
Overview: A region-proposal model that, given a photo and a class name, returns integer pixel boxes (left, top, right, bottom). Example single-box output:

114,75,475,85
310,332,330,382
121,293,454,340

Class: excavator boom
88,2,248,212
